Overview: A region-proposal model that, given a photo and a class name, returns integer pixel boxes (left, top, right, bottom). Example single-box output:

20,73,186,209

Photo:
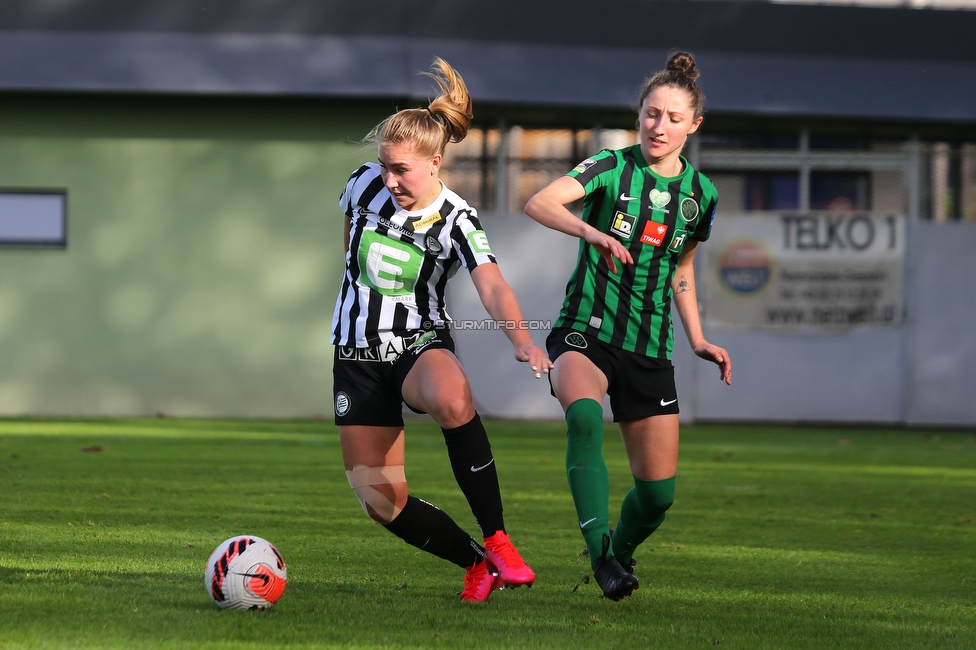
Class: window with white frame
0,191,67,247
443,123,976,221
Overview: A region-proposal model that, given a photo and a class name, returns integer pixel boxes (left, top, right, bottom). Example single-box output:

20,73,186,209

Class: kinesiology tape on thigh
345,464,407,523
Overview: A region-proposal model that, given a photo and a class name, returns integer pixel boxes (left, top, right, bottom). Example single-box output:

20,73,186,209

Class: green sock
612,476,675,566
565,398,610,570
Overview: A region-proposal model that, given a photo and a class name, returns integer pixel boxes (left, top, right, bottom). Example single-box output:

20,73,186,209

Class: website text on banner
701,213,905,329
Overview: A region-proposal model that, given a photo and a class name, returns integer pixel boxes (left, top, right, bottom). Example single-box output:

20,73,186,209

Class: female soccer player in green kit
525,51,732,600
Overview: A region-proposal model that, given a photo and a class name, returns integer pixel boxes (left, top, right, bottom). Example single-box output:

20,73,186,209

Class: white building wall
448,214,976,427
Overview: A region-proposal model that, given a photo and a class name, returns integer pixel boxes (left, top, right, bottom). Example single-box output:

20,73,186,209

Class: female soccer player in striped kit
525,51,732,600
331,58,551,602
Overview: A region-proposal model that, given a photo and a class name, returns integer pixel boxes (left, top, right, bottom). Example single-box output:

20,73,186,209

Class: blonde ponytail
365,57,473,158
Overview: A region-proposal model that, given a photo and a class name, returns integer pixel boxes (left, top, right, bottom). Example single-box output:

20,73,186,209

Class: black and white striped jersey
331,162,497,348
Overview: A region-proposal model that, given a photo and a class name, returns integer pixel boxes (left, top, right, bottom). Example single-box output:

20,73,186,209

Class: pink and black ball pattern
205,535,287,610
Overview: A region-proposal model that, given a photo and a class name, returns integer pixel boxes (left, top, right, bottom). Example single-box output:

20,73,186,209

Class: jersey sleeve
566,148,619,195
451,208,497,272
338,163,371,218
692,176,719,242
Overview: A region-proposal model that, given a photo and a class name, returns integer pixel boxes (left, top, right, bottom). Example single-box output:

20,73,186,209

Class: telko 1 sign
701,213,905,329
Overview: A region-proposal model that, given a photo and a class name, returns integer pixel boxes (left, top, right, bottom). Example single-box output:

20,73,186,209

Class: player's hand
514,343,553,379
583,228,633,274
693,341,732,385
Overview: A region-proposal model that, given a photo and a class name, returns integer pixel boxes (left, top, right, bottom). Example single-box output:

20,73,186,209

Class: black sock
383,495,483,568
442,413,505,537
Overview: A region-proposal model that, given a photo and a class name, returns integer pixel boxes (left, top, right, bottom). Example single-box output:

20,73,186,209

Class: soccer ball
205,535,287,610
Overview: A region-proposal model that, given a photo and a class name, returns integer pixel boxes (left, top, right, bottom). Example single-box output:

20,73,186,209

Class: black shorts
332,328,456,427
546,327,678,422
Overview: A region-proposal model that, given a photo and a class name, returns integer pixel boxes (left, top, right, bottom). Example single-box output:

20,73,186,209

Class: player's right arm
338,164,369,257
524,176,633,273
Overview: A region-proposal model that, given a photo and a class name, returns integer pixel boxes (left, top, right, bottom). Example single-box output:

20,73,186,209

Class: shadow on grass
2,548,974,650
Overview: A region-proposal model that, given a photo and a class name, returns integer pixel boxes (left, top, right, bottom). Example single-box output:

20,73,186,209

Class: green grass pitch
0,418,974,649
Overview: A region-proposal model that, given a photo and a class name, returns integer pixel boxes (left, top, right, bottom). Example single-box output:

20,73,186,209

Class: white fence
448,213,976,427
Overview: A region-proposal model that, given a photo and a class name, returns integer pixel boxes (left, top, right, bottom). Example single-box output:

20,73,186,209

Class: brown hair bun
637,50,705,118
666,51,700,82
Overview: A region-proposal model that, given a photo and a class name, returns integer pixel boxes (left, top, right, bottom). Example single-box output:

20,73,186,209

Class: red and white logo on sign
640,222,669,246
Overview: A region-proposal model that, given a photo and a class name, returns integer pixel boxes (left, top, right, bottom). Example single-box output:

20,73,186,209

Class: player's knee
566,398,605,444
427,393,475,429
634,477,675,516
644,492,674,514
346,465,408,524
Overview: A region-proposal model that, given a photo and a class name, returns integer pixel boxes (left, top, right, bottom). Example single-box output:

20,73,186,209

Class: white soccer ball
205,535,287,610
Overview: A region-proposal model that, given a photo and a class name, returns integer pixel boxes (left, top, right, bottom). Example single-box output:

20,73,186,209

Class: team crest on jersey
609,211,637,239
565,332,588,349
640,222,669,247
424,234,443,254
572,158,597,174
680,198,699,222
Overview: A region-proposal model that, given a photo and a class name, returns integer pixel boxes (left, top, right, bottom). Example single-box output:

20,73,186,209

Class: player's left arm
672,240,732,385
470,263,553,379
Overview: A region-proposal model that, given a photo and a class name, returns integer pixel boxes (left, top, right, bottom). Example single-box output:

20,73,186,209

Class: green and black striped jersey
555,145,718,359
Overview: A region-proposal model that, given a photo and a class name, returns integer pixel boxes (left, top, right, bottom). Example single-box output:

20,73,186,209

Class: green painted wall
0,95,391,417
